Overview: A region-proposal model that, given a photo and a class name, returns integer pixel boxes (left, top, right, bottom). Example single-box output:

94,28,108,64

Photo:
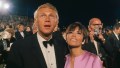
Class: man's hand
89,31,95,42
98,33,105,43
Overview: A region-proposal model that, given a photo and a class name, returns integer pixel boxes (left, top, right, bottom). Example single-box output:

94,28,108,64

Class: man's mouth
44,25,51,28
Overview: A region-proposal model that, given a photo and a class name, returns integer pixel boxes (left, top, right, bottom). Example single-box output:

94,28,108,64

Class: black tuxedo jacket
82,37,107,57
7,33,68,68
15,31,27,40
106,32,120,68
104,33,120,55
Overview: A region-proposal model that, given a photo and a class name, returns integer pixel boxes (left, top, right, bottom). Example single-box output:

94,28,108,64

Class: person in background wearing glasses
82,18,110,68
64,22,103,68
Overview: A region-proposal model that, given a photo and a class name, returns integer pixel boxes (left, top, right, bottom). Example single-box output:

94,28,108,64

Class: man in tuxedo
15,23,27,40
7,3,68,68
107,23,120,68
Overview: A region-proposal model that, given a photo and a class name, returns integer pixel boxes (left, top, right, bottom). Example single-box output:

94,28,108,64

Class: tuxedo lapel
18,32,24,39
52,37,65,68
112,33,120,50
53,39,60,68
31,34,47,68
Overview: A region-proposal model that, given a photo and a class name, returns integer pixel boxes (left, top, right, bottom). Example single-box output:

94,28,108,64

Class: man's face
88,19,103,32
19,25,24,32
36,8,58,36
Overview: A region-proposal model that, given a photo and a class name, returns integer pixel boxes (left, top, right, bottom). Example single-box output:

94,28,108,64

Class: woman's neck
70,47,84,57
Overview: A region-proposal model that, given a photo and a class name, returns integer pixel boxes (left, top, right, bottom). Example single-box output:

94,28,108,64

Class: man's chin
44,33,51,37
38,31,53,37
43,31,53,36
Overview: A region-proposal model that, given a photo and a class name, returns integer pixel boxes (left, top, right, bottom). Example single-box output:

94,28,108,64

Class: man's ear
34,18,37,25
88,26,91,31
54,24,59,32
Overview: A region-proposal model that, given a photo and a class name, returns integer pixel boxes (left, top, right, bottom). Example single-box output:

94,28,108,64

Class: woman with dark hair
64,22,103,68
25,26,33,37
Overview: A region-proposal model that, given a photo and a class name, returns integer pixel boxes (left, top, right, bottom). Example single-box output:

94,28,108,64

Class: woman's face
66,27,84,47
26,27,31,32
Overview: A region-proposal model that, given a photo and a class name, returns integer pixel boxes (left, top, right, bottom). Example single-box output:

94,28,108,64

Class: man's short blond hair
34,3,59,22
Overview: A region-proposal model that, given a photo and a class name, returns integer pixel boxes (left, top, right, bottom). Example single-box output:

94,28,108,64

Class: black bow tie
43,39,53,48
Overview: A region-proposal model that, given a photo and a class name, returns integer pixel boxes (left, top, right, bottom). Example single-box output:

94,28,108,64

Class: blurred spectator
107,23,120,68
103,26,113,39
82,18,109,68
15,23,27,40
0,28,16,66
25,25,33,37
1,28,16,51
32,23,38,34
5,24,12,30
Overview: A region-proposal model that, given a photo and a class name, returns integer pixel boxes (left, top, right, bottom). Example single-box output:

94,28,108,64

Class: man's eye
50,15,56,19
39,14,46,17
50,15,55,17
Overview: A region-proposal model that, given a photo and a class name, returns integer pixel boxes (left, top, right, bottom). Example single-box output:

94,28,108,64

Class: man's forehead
90,19,101,24
38,8,56,13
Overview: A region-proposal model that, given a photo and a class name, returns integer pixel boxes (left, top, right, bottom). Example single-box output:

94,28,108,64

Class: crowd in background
0,15,33,31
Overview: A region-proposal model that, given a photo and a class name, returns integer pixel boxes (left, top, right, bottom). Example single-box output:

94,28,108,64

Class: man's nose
45,16,50,21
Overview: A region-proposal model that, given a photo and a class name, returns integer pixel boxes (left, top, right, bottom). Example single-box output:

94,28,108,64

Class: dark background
2,0,120,28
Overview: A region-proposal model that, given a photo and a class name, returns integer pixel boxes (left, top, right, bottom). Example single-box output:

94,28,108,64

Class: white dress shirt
20,32,24,38
93,40,99,55
113,31,119,40
37,33,57,68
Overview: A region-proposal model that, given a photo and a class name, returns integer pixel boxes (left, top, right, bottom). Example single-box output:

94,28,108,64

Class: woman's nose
71,33,76,37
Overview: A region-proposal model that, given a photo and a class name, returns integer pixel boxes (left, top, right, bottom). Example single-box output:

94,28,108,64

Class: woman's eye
77,32,82,34
67,31,72,34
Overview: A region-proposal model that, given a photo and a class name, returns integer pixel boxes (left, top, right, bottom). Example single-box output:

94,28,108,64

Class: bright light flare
0,1,2,8
0,1,10,10
3,3,9,9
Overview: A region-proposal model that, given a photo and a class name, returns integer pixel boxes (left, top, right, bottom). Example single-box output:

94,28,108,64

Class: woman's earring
82,40,85,45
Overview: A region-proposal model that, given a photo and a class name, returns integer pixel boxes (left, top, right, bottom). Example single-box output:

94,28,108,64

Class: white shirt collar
113,31,119,40
37,32,52,42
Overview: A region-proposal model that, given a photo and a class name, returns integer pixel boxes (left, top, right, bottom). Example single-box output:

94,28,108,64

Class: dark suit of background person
15,31,27,40
6,3,68,68
104,23,120,68
82,18,108,68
